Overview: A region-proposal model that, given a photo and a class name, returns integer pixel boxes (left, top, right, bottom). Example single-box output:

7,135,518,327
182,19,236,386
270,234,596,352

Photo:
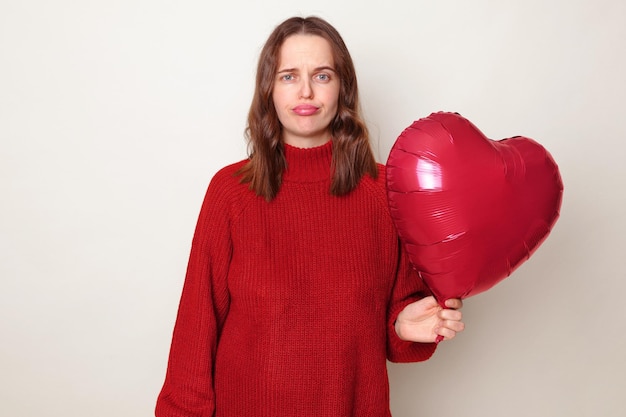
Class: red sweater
156,141,436,417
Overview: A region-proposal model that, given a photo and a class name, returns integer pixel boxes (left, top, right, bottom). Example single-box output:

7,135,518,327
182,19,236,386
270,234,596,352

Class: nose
299,79,313,99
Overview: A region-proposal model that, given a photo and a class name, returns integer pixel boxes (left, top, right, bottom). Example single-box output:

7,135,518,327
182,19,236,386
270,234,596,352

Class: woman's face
272,34,340,148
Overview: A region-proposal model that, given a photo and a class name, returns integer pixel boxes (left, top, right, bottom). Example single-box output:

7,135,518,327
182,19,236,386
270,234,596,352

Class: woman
156,16,464,417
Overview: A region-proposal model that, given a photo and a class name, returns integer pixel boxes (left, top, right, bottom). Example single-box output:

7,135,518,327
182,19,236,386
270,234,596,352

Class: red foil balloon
386,112,563,307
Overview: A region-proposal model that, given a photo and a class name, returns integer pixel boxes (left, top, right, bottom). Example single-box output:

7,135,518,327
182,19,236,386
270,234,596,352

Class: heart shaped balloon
386,112,563,306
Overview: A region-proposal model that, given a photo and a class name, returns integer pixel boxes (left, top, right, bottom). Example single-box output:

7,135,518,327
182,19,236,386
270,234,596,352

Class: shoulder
210,159,249,186
361,162,388,192
201,159,255,217
376,162,388,182
356,162,390,208
205,159,251,198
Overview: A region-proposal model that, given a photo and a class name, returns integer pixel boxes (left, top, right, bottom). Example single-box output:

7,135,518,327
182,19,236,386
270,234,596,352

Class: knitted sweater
156,141,437,417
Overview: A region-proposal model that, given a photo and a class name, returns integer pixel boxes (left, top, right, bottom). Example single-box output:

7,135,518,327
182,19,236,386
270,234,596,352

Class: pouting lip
292,104,320,115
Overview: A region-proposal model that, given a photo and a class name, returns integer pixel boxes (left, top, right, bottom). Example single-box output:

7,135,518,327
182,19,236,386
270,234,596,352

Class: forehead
277,34,335,68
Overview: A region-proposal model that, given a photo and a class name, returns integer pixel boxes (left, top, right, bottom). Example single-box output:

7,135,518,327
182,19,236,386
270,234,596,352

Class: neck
282,141,333,183
282,134,331,149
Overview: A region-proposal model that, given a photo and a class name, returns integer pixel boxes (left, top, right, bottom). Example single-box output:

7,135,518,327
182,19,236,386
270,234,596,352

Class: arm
386,241,464,361
155,174,233,417
386,242,439,362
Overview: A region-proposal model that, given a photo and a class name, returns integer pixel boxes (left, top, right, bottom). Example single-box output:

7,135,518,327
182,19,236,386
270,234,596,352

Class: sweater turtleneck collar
283,141,333,183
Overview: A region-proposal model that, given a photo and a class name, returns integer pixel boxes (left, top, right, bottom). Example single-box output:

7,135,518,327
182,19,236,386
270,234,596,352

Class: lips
292,104,319,116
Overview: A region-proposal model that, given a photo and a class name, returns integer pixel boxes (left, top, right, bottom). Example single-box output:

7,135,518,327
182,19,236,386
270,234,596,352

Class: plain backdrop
1,0,625,416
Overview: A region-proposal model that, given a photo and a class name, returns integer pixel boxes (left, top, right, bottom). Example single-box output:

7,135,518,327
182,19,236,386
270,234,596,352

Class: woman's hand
395,296,465,343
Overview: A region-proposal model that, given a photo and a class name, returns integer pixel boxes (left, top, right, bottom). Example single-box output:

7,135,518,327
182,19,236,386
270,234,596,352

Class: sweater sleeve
155,171,234,417
386,240,438,363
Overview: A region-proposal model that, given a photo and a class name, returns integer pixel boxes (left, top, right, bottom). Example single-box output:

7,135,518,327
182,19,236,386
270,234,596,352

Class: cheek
272,89,290,114
271,92,284,114
273,103,290,129
327,94,340,118
326,87,340,112
273,97,285,114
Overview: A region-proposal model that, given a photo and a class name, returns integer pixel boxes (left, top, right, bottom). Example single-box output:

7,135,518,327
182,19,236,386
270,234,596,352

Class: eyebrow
277,65,337,74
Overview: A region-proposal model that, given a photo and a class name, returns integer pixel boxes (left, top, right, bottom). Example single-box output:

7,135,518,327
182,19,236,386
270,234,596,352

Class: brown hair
238,16,378,201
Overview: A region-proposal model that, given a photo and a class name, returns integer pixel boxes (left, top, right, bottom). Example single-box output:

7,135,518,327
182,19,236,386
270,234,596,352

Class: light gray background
1,0,624,416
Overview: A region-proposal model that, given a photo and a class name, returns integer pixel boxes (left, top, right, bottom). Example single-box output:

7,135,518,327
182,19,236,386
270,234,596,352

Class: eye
315,73,331,82
280,73,295,82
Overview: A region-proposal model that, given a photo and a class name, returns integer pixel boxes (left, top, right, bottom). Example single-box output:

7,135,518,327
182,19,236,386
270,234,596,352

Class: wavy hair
238,16,378,201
